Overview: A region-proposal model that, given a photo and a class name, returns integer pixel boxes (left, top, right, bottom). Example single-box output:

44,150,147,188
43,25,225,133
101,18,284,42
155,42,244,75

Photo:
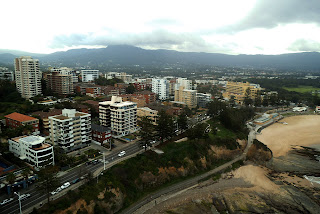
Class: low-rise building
134,90,156,104
223,81,262,104
137,107,158,125
9,135,54,169
0,67,14,81
5,112,39,135
91,124,112,145
48,109,91,152
32,109,62,129
197,93,212,108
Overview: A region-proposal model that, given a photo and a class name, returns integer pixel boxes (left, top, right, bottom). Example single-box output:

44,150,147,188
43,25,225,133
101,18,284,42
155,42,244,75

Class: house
5,112,39,135
91,124,112,145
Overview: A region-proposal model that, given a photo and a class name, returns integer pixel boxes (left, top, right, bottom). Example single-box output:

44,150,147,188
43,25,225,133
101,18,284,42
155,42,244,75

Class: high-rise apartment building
81,70,99,82
48,109,91,152
14,56,42,99
174,86,197,108
47,68,74,96
99,96,137,138
152,78,169,100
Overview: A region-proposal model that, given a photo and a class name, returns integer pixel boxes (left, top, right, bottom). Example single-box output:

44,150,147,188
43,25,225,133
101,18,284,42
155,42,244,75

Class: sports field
283,86,320,93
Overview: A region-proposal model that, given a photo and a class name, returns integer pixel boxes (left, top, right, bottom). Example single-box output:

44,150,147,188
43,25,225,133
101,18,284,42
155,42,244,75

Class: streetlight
14,192,22,214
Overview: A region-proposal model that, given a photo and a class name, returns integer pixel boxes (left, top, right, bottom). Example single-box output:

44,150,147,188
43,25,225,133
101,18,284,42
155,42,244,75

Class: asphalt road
0,142,141,214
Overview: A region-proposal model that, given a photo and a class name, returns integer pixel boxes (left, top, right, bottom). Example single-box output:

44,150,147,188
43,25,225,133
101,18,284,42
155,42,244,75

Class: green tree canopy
138,116,155,149
156,110,174,141
37,165,60,203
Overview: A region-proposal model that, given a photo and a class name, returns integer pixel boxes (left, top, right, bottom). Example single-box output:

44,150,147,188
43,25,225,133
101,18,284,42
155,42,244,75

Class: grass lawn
283,86,320,93
206,120,236,139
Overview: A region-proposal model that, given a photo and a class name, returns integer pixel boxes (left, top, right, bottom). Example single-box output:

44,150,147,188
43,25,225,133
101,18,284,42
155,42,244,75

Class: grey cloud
49,30,235,54
219,0,320,33
288,39,320,52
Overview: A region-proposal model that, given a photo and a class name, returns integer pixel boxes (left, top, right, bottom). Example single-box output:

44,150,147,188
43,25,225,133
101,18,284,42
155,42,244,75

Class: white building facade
9,135,54,169
152,78,169,100
175,78,193,90
99,96,137,138
49,109,91,152
0,67,14,81
14,56,42,99
81,70,99,82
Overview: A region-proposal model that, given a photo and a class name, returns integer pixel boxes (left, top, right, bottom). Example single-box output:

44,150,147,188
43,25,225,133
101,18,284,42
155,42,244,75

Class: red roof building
5,112,39,134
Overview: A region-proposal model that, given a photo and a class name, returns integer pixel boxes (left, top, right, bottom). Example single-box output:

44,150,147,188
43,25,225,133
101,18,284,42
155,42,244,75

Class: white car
118,151,126,157
20,193,31,200
61,182,70,189
0,198,13,205
51,187,62,195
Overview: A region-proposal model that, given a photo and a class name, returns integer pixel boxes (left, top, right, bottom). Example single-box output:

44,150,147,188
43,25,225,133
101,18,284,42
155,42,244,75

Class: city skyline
2,0,320,55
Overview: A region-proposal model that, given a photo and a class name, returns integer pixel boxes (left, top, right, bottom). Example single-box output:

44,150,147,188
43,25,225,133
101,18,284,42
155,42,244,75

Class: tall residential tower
14,56,42,99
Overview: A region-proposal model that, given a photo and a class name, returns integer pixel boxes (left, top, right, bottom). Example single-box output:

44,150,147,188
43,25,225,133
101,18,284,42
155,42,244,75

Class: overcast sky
2,0,320,55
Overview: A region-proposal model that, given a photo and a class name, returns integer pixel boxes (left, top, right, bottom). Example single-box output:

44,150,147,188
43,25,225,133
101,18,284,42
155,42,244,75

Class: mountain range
0,45,320,71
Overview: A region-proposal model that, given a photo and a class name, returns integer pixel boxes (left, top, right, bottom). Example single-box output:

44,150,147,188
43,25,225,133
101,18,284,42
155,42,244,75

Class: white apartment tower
81,70,99,82
152,78,169,100
9,135,54,169
48,109,91,152
14,56,42,99
99,96,137,138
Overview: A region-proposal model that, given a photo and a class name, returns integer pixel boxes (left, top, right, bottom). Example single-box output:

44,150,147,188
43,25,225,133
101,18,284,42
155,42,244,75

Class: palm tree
6,172,16,194
22,167,32,188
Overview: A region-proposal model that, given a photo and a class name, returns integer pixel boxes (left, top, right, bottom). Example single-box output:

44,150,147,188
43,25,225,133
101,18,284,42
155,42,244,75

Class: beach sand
257,115,320,157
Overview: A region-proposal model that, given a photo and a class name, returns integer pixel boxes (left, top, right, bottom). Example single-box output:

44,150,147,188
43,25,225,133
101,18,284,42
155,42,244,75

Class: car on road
118,151,126,157
20,193,31,200
0,198,13,205
72,178,80,184
61,182,71,189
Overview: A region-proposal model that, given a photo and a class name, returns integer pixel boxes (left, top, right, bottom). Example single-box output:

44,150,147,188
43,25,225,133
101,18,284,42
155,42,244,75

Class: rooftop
91,124,111,133
5,112,38,122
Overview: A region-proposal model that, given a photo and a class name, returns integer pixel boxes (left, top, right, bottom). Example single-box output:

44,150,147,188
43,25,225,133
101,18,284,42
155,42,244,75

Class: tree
6,172,16,195
22,167,32,188
6,172,16,186
138,117,155,150
207,99,226,119
229,95,236,107
37,166,60,203
254,92,262,107
156,110,174,142
244,88,253,106
177,112,188,131
126,84,136,94
188,123,208,140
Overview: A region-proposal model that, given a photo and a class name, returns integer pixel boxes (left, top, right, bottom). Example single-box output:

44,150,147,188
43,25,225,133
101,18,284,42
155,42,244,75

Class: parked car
72,178,80,184
20,193,31,200
118,151,126,157
0,198,13,205
61,182,71,189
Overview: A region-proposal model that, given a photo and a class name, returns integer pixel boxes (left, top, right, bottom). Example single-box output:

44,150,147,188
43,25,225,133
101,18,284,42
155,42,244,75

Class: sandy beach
257,115,320,157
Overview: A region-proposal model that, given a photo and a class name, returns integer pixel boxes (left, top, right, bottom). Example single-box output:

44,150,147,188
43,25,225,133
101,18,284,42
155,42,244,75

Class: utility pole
103,152,106,170
14,192,22,214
